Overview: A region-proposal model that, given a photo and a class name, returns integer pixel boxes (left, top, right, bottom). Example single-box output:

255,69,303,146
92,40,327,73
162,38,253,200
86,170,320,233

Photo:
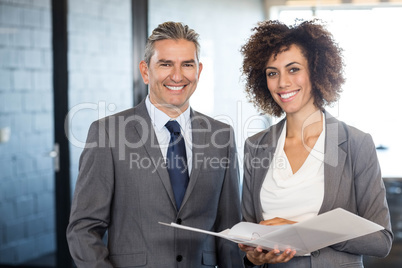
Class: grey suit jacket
66,100,243,268
242,111,393,268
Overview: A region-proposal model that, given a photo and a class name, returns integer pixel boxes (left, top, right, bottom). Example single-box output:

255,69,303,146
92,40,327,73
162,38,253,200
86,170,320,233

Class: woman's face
265,44,316,117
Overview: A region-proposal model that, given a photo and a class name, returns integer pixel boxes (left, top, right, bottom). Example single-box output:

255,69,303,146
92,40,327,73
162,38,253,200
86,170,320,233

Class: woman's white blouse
260,115,326,223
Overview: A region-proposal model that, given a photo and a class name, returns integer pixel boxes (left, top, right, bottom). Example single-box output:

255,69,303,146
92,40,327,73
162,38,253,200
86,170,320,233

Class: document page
159,208,384,256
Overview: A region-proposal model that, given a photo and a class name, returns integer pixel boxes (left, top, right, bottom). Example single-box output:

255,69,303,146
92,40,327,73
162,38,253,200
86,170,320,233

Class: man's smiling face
140,38,203,117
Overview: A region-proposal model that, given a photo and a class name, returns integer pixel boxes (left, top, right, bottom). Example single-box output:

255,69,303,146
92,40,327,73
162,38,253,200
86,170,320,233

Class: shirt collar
145,95,191,131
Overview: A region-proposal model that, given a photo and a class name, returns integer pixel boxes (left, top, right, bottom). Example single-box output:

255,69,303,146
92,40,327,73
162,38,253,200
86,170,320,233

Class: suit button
311,250,320,257
176,255,183,262
176,218,182,224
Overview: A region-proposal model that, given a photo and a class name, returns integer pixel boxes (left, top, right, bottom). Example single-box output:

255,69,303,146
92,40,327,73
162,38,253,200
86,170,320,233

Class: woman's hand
259,217,297,226
239,217,298,265
239,244,296,265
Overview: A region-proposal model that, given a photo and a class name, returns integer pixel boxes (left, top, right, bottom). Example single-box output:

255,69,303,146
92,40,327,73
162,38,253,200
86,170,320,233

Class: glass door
0,0,72,267
0,0,57,265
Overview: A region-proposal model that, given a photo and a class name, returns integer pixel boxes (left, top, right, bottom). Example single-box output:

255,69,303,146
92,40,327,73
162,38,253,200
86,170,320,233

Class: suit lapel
319,111,347,214
253,120,284,222
179,110,206,210
252,112,347,217
132,101,177,209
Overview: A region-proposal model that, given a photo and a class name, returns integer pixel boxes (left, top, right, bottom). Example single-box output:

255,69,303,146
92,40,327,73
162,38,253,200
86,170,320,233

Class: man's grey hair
144,21,200,65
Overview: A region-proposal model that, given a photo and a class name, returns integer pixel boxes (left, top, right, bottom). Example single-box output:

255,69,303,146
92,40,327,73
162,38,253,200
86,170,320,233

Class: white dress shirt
145,96,193,174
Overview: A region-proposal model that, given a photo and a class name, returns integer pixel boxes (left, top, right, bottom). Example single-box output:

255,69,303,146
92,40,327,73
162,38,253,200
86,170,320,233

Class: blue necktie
165,120,189,210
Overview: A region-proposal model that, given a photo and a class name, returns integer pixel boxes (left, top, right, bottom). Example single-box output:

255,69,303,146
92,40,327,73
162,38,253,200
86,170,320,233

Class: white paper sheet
159,208,384,256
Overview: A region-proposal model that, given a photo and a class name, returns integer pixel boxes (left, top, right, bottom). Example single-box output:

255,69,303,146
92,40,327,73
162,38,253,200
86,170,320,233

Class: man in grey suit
66,21,243,267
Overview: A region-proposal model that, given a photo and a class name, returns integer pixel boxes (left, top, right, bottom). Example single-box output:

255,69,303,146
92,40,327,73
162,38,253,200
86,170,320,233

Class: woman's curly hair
241,19,345,117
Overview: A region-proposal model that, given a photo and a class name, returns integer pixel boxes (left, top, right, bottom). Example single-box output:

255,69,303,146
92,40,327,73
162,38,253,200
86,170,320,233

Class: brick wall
0,0,133,264
0,0,55,264
67,0,133,190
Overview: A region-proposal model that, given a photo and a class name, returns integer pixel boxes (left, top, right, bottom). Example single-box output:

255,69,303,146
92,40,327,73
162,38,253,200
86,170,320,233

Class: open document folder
159,208,384,256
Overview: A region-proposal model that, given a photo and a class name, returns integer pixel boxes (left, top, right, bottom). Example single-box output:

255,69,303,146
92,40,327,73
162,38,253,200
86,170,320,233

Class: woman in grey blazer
238,20,393,267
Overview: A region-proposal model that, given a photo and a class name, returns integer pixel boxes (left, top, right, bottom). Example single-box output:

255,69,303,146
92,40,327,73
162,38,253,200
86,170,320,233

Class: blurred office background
0,0,400,267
